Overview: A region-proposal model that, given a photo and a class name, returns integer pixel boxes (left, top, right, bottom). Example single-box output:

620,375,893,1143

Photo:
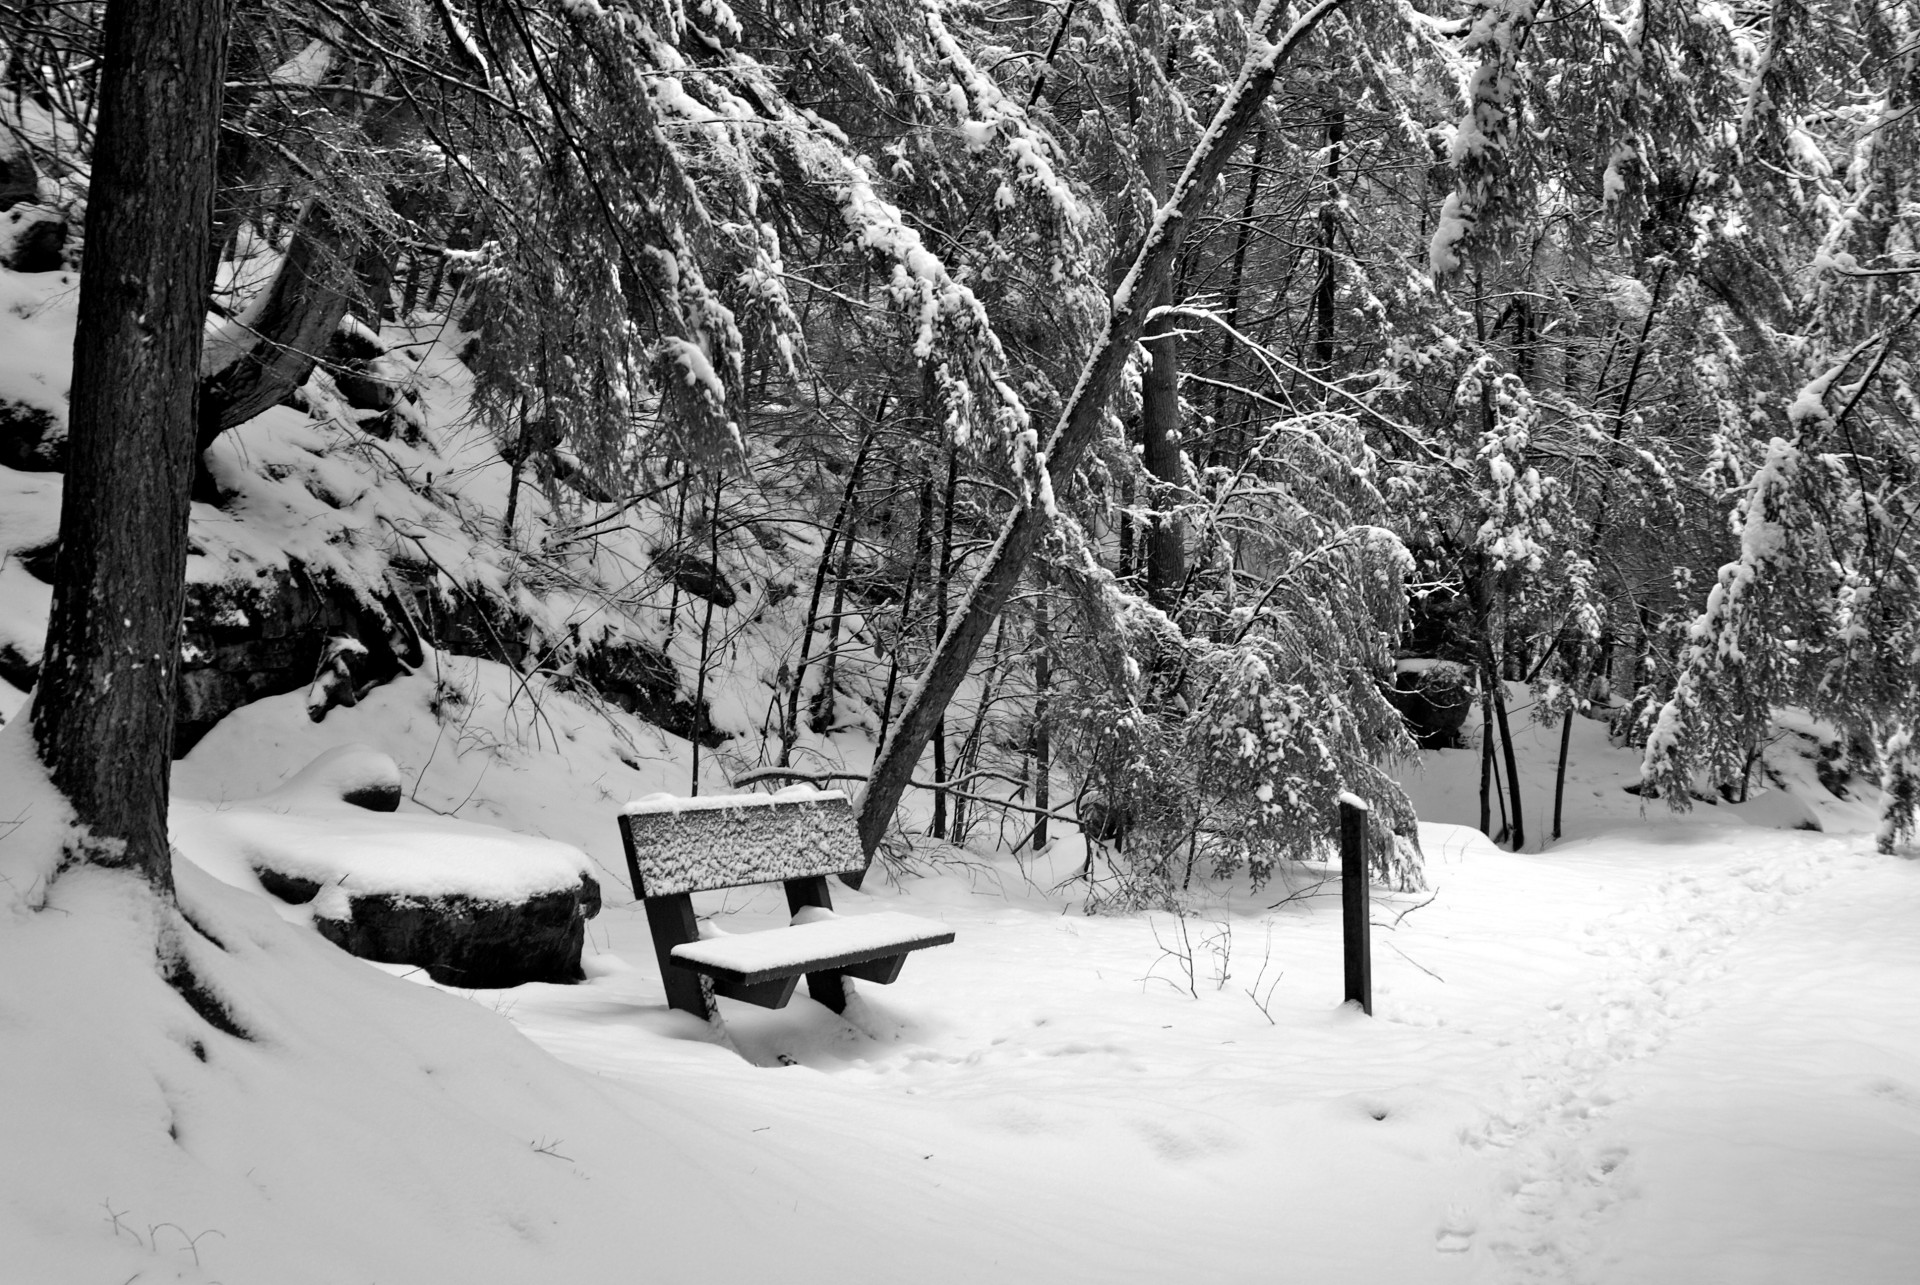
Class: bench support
712,975,801,1008
785,875,851,1012
642,893,710,1017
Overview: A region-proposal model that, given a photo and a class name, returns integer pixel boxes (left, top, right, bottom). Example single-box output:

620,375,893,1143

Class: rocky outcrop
17,504,720,756
175,566,422,753
654,548,736,608
573,637,723,748
311,874,602,987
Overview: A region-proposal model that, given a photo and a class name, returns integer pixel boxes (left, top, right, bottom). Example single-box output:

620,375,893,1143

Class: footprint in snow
1435,1208,1476,1253
1865,1077,1920,1110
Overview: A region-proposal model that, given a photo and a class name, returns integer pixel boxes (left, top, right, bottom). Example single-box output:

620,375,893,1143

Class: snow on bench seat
670,911,955,986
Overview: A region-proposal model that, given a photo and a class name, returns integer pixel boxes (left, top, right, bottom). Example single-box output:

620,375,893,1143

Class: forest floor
4,678,1917,1283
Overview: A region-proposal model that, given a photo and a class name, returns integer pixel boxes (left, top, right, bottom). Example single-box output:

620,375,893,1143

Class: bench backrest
618,789,867,898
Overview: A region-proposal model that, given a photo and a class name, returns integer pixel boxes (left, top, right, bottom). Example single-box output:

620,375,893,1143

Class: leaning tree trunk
32,0,231,892
853,0,1350,860
198,199,355,452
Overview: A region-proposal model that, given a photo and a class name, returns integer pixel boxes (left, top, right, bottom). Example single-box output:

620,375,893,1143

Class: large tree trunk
32,0,231,892
1140,253,1185,608
853,0,1350,860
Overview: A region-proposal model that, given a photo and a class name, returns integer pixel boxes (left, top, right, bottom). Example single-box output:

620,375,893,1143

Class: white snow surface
175,800,591,906
257,741,404,806
166,739,591,909
5,669,1920,1282
671,910,952,977
6,257,1919,1281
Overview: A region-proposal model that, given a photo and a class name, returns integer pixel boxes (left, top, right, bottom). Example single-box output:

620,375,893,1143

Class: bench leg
805,969,849,1013
643,894,713,1019
785,876,851,1011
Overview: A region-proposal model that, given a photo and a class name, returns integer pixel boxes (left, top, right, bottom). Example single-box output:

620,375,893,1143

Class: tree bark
1485,638,1526,851
1313,108,1343,372
689,474,724,793
852,0,1350,860
811,511,860,735
32,0,231,892
1031,570,1052,849
1140,134,1185,609
929,446,960,838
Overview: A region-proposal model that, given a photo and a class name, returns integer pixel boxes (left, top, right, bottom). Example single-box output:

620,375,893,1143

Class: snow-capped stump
619,787,952,1019
203,745,602,987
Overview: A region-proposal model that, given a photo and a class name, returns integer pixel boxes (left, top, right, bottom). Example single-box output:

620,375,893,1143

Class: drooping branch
852,0,1351,861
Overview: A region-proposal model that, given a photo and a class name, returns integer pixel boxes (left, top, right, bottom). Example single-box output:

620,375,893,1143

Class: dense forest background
3,0,1917,896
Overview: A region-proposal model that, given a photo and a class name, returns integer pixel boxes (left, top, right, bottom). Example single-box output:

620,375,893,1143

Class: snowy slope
5,250,1919,1283
10,691,1919,1283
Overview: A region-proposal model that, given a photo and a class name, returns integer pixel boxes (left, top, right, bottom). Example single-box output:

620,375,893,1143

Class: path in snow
479,820,1919,1284
1458,829,1912,1283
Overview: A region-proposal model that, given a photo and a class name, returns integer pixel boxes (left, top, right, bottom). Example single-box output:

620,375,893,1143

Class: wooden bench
618,788,954,1019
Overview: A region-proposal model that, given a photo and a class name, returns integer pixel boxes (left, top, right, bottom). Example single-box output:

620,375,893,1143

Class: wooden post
1339,793,1372,1015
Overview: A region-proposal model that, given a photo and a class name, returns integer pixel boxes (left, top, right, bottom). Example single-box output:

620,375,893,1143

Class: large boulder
310,877,601,988
191,745,601,987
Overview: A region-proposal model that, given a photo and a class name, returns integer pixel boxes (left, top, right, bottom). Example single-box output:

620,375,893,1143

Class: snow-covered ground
4,256,1915,1280
5,665,1918,1283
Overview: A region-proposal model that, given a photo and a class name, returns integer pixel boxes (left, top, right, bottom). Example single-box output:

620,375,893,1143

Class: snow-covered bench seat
617,788,954,1019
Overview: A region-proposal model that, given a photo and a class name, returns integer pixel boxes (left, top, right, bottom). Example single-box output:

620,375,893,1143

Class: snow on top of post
1336,791,1371,812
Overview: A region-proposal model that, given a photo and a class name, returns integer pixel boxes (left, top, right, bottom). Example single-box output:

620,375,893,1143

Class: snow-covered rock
183,745,602,986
